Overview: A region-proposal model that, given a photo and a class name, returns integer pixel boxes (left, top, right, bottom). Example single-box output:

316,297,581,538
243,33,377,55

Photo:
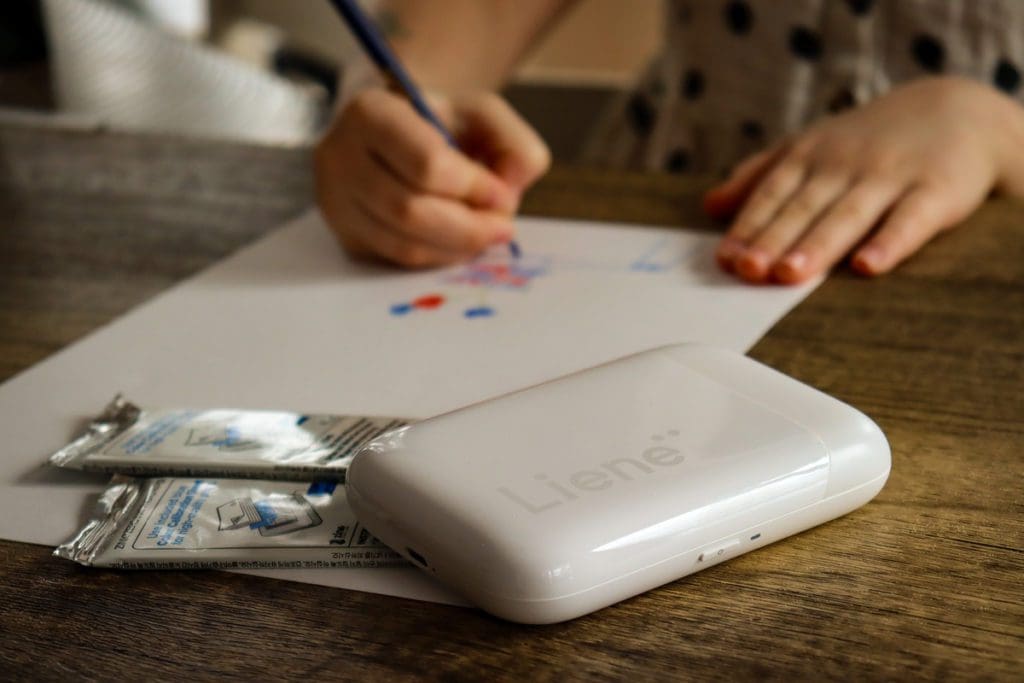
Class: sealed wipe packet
49,395,410,482
55,476,406,569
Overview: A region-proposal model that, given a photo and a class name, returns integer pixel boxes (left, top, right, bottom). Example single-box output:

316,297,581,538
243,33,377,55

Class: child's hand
704,77,1024,284
315,89,550,268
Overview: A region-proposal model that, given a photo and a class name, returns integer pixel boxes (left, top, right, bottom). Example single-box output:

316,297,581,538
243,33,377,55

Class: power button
697,539,741,564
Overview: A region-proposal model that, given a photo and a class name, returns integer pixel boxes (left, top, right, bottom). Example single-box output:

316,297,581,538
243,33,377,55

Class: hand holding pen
317,0,549,268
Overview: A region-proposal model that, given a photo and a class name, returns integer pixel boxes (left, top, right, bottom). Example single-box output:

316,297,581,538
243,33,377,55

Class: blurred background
0,0,661,161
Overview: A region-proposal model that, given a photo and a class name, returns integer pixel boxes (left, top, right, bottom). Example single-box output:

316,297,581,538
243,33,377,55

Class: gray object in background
42,0,325,145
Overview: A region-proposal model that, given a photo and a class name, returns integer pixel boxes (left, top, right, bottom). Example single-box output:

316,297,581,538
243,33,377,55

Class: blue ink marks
391,294,445,316
296,415,309,426
629,237,675,272
307,481,337,495
464,306,496,318
390,302,414,315
508,240,522,259
451,262,545,289
628,237,702,272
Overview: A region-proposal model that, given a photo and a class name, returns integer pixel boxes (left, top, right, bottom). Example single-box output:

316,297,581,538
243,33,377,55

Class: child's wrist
990,90,1024,197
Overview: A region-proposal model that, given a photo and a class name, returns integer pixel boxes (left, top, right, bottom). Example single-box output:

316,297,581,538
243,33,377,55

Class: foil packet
48,395,410,482
55,476,406,569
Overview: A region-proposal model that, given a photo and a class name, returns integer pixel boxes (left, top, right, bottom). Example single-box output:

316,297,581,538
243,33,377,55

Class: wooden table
1,119,1021,680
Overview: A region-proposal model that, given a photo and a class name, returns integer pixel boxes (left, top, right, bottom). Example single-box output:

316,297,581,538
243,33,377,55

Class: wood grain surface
0,120,1021,681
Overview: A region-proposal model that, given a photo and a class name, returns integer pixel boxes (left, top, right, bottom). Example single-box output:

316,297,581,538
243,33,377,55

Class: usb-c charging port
407,547,428,568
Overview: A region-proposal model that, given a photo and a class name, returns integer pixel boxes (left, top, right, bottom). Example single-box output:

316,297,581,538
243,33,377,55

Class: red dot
413,294,445,309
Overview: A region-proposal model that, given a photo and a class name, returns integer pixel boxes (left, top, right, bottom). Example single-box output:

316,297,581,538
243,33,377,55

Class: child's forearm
380,0,576,93
993,91,1024,197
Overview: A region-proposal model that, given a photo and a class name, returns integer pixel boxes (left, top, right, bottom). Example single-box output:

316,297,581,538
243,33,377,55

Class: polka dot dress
581,0,1024,175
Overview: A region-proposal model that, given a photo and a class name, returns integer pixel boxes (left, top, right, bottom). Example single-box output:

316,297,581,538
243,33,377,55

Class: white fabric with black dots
582,0,1024,176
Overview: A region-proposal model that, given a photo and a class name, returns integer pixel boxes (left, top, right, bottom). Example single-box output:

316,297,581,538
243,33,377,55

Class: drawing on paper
389,236,699,319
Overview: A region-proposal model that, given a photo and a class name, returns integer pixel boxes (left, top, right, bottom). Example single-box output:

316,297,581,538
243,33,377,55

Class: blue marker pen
329,0,522,259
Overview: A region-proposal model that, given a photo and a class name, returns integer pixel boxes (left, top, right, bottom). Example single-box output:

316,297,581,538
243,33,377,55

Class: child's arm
316,0,570,267
383,0,574,93
704,77,1024,284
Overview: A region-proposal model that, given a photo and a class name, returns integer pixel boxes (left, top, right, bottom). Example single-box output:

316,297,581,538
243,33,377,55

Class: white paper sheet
0,210,817,605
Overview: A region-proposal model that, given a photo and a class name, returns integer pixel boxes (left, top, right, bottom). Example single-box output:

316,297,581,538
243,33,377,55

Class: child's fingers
320,182,464,269
318,153,463,268
850,185,959,276
317,133,511,267
772,180,905,283
460,93,552,192
352,90,518,213
704,143,786,219
721,157,808,253
345,197,470,269
353,154,515,254
734,171,851,282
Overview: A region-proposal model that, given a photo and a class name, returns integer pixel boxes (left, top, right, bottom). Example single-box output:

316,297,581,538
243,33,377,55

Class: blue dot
464,306,495,318
390,303,413,315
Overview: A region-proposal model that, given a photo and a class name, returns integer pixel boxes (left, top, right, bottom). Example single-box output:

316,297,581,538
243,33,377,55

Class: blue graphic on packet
121,411,200,455
250,500,281,529
210,426,243,448
307,481,337,495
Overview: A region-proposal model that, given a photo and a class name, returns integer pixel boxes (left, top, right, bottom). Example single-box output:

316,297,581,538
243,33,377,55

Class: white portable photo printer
348,344,890,624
